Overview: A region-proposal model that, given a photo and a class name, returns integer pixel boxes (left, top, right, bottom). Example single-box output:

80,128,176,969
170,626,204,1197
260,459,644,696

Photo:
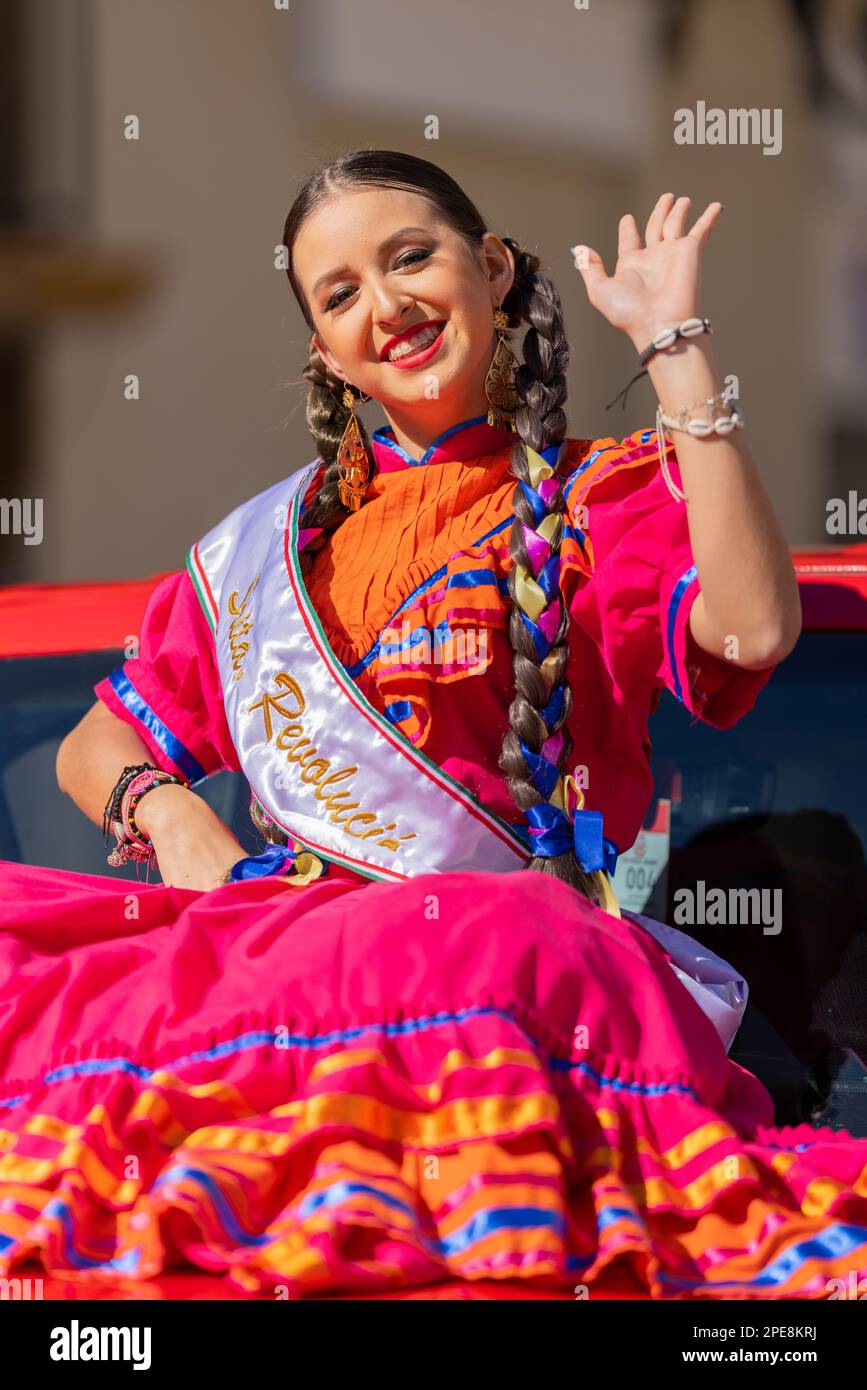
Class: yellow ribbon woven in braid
561,777,622,918
520,451,623,921
273,841,326,887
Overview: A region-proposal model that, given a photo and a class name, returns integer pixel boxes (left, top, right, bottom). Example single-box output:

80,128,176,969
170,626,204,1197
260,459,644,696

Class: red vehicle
2,543,866,1300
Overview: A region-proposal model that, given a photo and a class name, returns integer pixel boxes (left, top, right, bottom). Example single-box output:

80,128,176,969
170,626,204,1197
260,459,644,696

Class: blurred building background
1,0,867,586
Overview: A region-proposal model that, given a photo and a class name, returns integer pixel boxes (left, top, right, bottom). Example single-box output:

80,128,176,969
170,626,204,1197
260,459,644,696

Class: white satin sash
187,463,531,882
626,911,749,1053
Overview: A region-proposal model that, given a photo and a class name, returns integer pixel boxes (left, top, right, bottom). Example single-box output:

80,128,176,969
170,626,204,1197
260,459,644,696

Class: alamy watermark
378,619,488,669
673,880,782,935
0,1276,43,1299
49,1319,151,1370
0,498,43,545
674,101,782,156
826,491,867,537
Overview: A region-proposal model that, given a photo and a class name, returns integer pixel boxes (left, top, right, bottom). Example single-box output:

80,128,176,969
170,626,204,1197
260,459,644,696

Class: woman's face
292,186,515,419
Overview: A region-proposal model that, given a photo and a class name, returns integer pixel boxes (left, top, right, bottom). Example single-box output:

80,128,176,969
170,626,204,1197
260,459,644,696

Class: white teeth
387,324,442,361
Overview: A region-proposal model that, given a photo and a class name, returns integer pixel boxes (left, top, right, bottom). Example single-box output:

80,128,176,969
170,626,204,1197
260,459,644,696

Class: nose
369,274,414,328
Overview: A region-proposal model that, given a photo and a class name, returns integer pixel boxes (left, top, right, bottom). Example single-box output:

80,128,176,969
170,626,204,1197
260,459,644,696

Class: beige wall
639,0,827,542
20,0,855,582
29,0,310,582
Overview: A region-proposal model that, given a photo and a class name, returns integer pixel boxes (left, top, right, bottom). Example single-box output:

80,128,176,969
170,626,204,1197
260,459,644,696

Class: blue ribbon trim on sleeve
107,668,207,786
666,564,699,705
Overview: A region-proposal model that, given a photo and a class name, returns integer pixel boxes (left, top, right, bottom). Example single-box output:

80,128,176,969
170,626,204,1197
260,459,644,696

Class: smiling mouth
384,321,447,363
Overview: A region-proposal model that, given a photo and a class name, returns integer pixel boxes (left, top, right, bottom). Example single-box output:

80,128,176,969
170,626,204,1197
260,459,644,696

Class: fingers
662,195,691,239
570,244,609,299
645,193,675,245
687,200,724,246
647,194,723,244
618,213,642,257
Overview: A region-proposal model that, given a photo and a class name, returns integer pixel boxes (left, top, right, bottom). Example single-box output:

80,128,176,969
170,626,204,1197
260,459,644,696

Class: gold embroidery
227,577,260,683
247,672,418,852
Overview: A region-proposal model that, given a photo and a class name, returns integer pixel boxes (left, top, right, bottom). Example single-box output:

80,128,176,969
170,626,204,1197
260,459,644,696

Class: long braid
295,340,374,583
497,241,602,904
249,346,369,850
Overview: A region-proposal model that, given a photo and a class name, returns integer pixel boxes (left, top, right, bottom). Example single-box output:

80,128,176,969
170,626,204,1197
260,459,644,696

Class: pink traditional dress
0,415,865,1298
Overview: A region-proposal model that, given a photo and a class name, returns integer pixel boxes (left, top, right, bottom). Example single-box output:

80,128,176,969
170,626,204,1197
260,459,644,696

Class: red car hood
1,544,866,659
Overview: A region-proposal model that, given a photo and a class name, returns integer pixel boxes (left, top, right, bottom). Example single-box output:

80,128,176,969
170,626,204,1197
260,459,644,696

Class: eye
394,247,432,269
325,285,355,313
324,247,433,314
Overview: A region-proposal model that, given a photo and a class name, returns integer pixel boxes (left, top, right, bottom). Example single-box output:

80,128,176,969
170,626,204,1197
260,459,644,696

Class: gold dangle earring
336,382,372,512
484,306,520,432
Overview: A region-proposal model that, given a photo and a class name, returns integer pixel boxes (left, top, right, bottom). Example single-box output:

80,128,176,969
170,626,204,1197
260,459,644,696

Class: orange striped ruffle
2,1010,866,1299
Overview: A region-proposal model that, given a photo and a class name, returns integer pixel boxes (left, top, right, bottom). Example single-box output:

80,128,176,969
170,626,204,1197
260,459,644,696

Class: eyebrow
311,226,435,297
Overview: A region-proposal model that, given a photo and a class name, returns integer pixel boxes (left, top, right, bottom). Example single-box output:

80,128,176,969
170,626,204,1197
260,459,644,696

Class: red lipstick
380,319,447,369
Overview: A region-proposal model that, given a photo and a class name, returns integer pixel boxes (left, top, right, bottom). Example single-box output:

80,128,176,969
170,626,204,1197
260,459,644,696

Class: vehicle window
647,632,867,1105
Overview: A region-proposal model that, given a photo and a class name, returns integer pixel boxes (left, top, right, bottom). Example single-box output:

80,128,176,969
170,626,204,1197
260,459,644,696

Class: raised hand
572,193,723,348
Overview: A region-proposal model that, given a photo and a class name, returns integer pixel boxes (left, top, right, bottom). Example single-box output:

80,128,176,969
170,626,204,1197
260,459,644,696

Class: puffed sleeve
562,427,777,728
93,569,241,783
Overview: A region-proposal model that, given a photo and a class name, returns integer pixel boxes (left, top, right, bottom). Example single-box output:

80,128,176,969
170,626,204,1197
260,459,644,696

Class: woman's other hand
135,782,247,891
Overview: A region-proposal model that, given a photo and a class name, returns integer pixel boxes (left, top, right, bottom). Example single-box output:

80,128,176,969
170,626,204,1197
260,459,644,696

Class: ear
311,331,345,384
480,232,515,305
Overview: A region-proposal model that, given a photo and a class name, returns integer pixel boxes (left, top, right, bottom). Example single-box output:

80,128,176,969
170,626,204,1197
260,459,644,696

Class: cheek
318,318,364,368
454,295,495,353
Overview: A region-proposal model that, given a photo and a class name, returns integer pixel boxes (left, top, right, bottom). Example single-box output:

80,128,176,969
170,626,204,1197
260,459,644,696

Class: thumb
570,244,608,300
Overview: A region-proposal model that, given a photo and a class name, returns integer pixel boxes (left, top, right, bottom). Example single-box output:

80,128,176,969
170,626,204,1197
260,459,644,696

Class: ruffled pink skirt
0,860,865,1299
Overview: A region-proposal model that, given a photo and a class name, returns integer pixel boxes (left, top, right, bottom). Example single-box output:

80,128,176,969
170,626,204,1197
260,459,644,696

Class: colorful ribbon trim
524,802,619,877
229,842,328,884
230,843,296,881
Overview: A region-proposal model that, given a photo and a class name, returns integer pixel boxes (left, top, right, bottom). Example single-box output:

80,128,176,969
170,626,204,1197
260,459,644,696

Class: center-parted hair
279,149,600,905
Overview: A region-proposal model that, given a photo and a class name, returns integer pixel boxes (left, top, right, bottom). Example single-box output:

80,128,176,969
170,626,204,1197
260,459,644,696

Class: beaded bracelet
639,316,712,367
656,393,745,503
103,763,189,868
103,763,149,845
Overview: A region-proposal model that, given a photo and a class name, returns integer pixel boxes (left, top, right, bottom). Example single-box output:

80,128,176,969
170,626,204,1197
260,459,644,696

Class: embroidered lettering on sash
226,576,260,683
247,672,417,852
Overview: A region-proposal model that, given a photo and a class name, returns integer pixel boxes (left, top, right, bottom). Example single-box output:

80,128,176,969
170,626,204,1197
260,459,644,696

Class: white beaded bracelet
655,393,744,503
639,317,712,364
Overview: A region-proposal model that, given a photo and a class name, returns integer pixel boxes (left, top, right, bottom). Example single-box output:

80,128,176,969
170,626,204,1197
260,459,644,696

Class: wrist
640,333,721,408
644,339,721,406
134,780,196,838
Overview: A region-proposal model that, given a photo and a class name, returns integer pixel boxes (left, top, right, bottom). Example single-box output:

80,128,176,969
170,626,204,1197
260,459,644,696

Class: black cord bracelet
604,316,712,413
102,763,157,845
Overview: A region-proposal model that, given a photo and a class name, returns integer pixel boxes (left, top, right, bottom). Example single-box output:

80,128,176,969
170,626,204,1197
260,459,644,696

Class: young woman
1,150,864,1300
